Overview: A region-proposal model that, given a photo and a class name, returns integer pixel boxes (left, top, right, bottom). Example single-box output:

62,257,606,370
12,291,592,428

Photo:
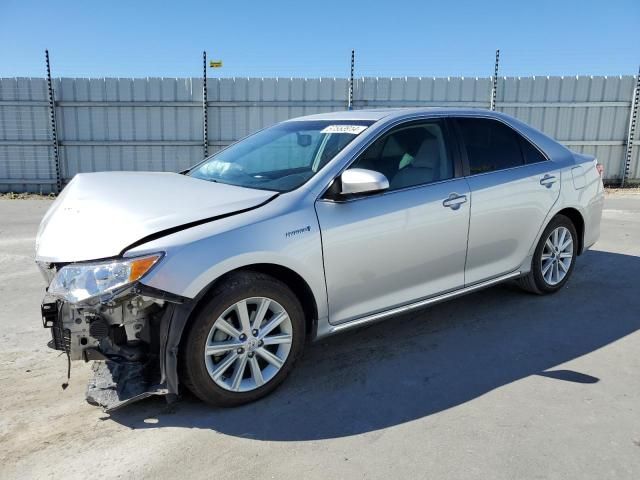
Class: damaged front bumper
41,280,194,412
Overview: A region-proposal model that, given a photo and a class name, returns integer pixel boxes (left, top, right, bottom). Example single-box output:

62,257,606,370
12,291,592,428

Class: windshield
189,120,373,192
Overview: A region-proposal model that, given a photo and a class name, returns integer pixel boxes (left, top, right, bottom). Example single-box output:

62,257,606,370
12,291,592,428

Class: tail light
596,163,604,177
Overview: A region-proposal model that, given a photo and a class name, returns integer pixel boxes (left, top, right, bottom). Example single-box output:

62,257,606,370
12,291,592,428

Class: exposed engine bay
45,294,164,362
40,262,191,411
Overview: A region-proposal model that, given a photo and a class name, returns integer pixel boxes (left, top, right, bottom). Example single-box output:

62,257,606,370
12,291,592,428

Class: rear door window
455,118,525,174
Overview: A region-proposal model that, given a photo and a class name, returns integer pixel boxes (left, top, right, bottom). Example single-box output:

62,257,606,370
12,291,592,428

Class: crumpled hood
35,172,277,263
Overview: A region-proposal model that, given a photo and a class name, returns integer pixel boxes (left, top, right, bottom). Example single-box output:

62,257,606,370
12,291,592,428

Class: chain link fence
1,59,639,193
0,78,56,192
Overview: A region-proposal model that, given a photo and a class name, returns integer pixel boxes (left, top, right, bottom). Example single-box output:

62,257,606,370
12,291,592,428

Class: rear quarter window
519,137,548,164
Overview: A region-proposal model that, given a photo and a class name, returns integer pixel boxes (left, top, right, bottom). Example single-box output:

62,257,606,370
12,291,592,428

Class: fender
156,257,324,398
518,168,599,274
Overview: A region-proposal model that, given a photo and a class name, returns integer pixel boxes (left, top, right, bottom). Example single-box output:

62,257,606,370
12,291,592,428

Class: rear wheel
517,214,578,294
182,271,305,407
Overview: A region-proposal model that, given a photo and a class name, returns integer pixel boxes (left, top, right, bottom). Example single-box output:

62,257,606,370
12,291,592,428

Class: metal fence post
490,49,500,111
348,49,355,110
621,66,640,187
202,50,209,158
45,50,62,193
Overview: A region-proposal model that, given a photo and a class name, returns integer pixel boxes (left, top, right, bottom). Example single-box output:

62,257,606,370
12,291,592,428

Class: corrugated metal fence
1,75,639,193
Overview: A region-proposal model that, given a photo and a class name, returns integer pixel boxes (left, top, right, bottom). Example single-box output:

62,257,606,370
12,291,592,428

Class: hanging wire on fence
202,50,209,158
621,66,640,187
45,50,62,193
348,50,355,110
490,49,500,111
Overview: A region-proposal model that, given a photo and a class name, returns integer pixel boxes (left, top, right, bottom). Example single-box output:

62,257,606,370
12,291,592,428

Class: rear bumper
583,189,605,252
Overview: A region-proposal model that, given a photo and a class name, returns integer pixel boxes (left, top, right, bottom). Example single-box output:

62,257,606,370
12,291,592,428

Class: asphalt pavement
1,193,639,479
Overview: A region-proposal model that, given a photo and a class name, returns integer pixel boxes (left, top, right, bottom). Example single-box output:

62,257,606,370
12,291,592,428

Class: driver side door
315,119,470,325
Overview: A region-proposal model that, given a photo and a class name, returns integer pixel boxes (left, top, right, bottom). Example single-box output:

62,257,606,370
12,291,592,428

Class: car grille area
48,325,71,352
42,301,71,353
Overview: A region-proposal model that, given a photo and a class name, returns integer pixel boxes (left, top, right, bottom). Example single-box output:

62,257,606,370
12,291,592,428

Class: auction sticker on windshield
320,125,368,134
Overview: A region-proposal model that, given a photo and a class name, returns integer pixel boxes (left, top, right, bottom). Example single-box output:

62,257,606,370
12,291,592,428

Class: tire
181,271,305,407
517,214,578,295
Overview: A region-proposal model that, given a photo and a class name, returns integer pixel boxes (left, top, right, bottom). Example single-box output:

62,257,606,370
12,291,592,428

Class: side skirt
316,271,522,338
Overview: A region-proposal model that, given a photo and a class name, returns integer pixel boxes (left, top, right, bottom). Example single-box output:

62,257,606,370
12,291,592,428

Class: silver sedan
35,108,604,410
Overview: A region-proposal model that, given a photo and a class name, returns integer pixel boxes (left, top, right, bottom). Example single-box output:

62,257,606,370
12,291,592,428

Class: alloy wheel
204,297,293,392
540,226,574,286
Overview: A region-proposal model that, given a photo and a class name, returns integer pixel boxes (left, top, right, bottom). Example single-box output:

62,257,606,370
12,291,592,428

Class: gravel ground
0,193,639,480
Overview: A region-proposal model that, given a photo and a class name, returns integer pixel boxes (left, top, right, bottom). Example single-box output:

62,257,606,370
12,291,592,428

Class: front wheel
181,271,305,407
517,214,578,294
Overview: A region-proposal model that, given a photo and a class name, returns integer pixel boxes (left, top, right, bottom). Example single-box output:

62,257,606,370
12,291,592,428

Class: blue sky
1,0,638,78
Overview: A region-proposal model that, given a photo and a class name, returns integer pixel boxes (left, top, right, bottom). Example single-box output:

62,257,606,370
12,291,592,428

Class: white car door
315,119,471,325
453,117,561,285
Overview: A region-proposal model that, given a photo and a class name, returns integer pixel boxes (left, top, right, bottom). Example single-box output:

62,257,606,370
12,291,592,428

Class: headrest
411,137,440,168
381,135,404,157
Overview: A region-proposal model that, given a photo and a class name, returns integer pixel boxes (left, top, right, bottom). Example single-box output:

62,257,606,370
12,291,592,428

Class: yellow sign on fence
209,61,223,68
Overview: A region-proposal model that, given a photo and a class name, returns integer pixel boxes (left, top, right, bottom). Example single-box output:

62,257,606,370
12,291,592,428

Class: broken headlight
48,253,162,303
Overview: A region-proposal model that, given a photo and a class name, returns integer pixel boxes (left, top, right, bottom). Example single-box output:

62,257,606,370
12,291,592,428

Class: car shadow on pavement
109,250,640,441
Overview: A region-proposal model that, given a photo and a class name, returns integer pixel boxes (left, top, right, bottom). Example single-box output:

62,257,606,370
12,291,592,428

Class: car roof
286,107,571,160
286,107,506,123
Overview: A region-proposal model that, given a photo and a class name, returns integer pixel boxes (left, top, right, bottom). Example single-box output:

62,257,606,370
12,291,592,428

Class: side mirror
340,168,389,195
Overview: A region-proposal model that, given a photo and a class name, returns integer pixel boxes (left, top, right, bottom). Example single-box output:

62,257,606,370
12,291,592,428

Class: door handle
443,193,467,210
540,174,557,188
